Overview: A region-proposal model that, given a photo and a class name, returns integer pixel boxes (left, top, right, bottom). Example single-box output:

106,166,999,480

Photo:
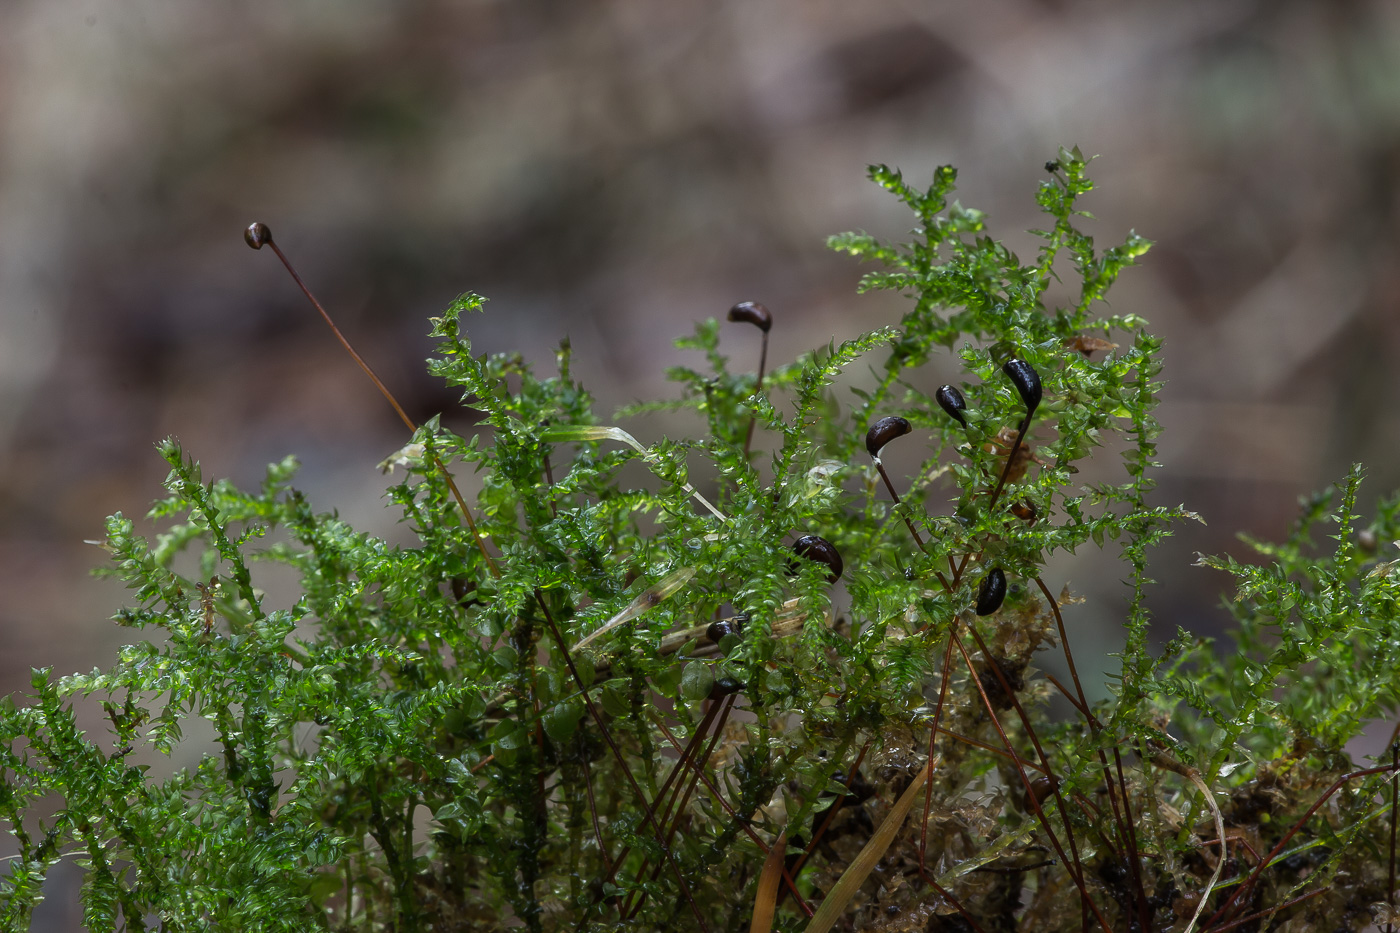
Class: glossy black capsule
975,568,1007,616
935,385,968,427
244,222,273,250
450,576,476,604
1029,774,1058,806
706,614,748,644
1002,359,1042,414
709,676,744,699
727,300,772,333
789,535,843,584
865,415,912,458
822,770,876,804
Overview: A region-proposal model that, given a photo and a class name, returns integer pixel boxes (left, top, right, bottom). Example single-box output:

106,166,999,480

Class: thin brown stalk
920,629,958,868
1037,578,1144,918
741,329,769,460
948,415,1035,589
606,694,727,887
260,235,499,577
664,691,736,831
1111,744,1153,932
939,728,1045,772
653,717,813,917
1040,675,1134,866
534,589,710,932
914,866,995,933
626,694,739,920
1203,888,1326,933
962,624,1093,905
1043,672,1089,718
951,629,1112,933
874,459,927,550
652,694,722,823
1390,743,1398,933
1205,764,1397,930
264,240,415,433
580,752,612,875
986,413,1032,512
262,228,729,926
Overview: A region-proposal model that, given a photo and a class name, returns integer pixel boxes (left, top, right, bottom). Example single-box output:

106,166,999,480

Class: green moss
2,149,1397,932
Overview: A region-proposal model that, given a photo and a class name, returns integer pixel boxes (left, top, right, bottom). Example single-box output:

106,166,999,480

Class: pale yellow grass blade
539,424,727,521
573,567,696,651
749,830,787,933
1183,769,1226,933
803,759,933,933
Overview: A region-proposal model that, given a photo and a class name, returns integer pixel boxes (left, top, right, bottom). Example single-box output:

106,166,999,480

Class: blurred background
3,0,1400,924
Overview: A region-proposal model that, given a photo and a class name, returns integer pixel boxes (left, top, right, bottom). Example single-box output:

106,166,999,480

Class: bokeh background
3,1,1400,926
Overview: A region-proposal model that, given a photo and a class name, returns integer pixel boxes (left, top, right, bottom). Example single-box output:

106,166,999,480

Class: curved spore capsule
1002,358,1042,415
705,614,748,644
727,300,772,333
822,770,876,804
729,301,773,459
450,576,477,605
709,676,744,699
705,620,735,643
975,567,1007,616
1029,774,1058,807
935,385,968,427
789,535,843,584
244,222,274,250
866,427,926,549
865,415,912,458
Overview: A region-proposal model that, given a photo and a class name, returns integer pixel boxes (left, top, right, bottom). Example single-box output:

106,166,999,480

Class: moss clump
2,148,1398,933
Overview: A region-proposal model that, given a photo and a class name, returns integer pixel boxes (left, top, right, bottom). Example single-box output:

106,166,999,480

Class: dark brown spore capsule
975,567,1006,616
823,770,876,804
1002,359,1042,414
1010,500,1038,524
244,222,273,250
705,620,734,643
935,385,968,427
705,614,748,644
709,676,744,699
727,300,772,333
1029,774,1058,806
450,576,477,605
865,415,912,458
789,535,843,583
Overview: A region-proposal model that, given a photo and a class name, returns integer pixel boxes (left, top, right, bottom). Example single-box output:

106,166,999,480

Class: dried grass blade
540,423,728,521
574,567,696,650
1180,768,1225,933
803,759,933,933
750,829,787,933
